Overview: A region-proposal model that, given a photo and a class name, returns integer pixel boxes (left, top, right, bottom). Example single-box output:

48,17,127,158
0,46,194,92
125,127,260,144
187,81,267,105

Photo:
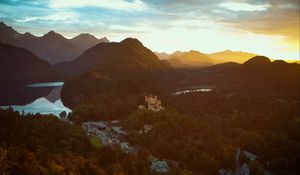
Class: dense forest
0,108,157,175
60,55,299,174
123,93,300,174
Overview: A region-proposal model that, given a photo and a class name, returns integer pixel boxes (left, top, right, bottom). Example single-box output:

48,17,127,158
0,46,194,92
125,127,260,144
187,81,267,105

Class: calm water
26,82,64,87
1,82,71,116
173,88,212,96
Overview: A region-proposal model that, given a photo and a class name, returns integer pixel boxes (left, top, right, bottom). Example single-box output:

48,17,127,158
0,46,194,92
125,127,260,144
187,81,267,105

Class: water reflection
0,82,71,116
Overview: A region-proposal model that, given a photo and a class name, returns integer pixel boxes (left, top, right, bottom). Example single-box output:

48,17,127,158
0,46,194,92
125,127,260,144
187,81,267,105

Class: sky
0,0,299,60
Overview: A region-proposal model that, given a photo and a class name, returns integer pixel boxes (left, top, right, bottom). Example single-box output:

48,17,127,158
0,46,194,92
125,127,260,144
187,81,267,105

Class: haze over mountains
155,49,259,68
208,50,256,63
167,50,215,68
3,21,296,69
0,22,109,64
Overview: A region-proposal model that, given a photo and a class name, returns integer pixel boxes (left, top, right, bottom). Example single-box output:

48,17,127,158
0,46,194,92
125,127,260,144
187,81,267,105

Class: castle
139,95,164,112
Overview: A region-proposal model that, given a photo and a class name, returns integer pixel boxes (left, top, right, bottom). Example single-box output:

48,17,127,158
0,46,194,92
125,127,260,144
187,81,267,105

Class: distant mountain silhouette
55,38,170,78
187,55,300,93
0,22,109,64
169,51,186,58
209,50,257,63
0,42,54,85
243,55,272,66
155,50,259,65
154,51,169,60
71,33,109,50
168,50,215,68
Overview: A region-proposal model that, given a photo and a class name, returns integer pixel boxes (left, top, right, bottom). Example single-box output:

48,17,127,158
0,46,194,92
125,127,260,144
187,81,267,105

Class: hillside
55,38,170,78
0,42,54,85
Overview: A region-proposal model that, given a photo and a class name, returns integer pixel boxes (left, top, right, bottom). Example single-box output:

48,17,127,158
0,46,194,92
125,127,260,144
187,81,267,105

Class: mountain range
208,50,257,63
0,22,109,64
167,50,215,68
155,50,258,67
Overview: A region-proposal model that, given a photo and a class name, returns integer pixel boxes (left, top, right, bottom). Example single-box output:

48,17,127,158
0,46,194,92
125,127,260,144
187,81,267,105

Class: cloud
218,0,299,50
16,11,78,22
219,2,270,11
49,0,146,11
0,0,298,59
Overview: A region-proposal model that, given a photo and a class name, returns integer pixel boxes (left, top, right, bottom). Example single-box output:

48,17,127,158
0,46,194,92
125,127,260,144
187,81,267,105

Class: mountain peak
48,30,56,34
79,33,96,38
72,33,98,41
23,32,34,37
224,49,233,53
188,50,205,55
243,56,271,65
184,50,209,57
44,30,59,36
0,21,16,33
0,21,6,27
43,30,65,40
120,38,143,47
99,37,109,43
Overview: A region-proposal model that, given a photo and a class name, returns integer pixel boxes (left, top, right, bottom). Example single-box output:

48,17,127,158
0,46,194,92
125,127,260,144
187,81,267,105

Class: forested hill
0,42,55,85
55,38,171,79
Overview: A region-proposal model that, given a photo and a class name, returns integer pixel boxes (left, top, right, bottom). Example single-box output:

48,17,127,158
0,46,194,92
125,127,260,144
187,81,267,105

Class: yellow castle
139,95,164,112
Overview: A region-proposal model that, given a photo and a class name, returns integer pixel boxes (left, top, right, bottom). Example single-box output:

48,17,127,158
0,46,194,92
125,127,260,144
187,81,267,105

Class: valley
0,15,299,175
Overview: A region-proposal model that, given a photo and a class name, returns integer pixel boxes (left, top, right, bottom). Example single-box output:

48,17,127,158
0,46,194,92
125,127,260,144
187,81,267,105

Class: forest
0,108,155,175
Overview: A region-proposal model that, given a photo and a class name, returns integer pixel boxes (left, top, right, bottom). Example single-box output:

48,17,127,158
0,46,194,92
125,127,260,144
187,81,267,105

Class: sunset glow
0,0,299,60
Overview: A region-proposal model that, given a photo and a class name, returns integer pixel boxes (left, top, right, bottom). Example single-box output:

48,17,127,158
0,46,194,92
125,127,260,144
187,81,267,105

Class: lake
173,88,212,96
173,85,214,96
0,82,71,117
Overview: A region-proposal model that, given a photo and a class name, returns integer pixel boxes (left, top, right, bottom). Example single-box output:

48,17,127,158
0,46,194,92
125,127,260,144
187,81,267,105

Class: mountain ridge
0,22,109,64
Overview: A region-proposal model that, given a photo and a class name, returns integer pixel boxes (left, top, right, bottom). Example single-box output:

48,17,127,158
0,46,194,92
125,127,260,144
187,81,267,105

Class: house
219,169,233,175
150,159,169,173
243,150,257,161
139,124,153,134
112,126,127,135
240,163,250,175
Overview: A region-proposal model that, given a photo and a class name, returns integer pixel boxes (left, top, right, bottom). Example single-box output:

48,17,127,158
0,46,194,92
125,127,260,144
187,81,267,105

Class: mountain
209,50,257,63
181,55,300,94
168,50,215,68
0,22,109,64
156,49,259,65
59,38,171,120
55,38,170,78
0,42,54,85
169,51,186,58
70,33,109,50
243,55,271,67
154,51,169,60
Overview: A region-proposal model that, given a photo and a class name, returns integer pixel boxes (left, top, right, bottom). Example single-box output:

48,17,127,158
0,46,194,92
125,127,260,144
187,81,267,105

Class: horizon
0,0,299,60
